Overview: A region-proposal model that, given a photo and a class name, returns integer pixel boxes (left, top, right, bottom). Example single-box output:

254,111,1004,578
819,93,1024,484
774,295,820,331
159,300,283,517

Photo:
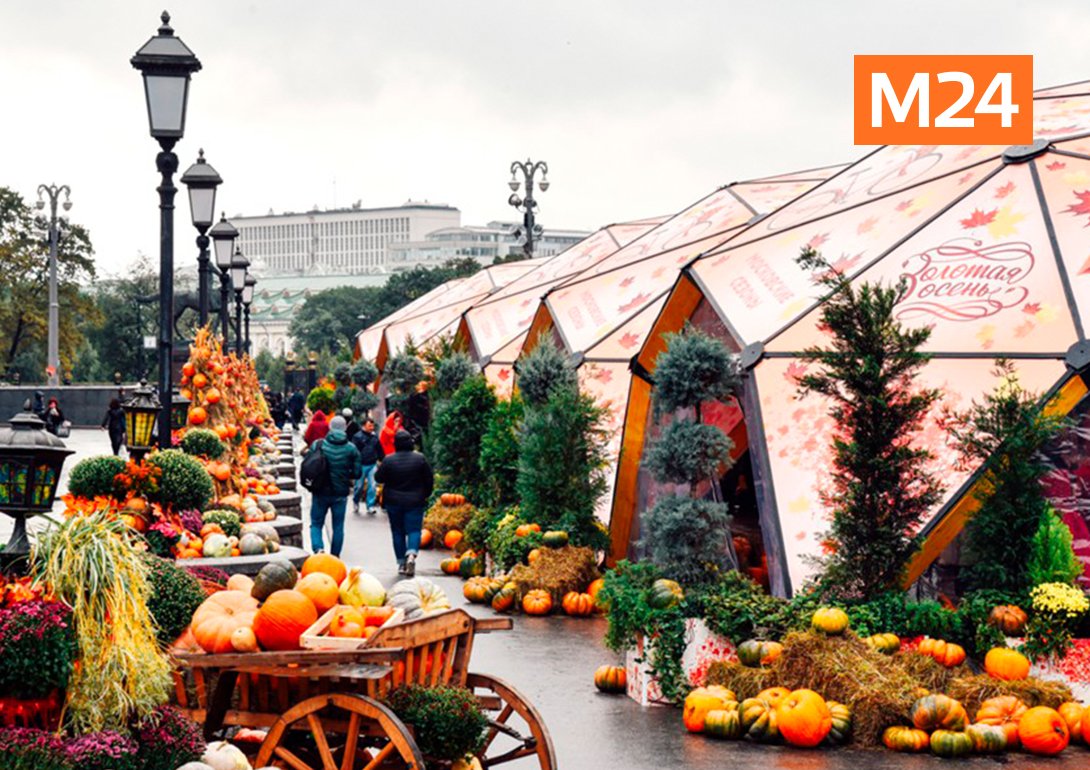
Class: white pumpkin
201,741,252,770
175,763,216,770
339,567,386,607
387,578,450,620
202,533,232,559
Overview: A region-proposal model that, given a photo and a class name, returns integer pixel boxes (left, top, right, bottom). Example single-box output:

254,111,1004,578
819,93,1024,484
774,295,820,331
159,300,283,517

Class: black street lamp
284,351,297,392
0,409,74,568
123,379,161,462
242,273,257,355
307,351,318,392
131,11,202,450
209,212,238,343
230,249,250,354
507,158,549,258
180,149,222,326
35,184,72,387
171,388,191,432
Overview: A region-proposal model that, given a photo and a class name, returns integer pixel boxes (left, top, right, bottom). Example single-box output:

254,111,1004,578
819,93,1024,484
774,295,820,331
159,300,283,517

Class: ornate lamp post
230,249,250,354
307,352,318,392
123,380,161,462
242,273,257,355
209,213,238,343
180,149,222,326
284,351,297,392
131,11,202,449
507,158,549,258
35,185,72,386
0,409,73,568
170,388,191,432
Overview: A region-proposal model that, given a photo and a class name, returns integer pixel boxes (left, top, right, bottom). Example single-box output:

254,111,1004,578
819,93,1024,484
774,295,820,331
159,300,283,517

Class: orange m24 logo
854,55,1033,145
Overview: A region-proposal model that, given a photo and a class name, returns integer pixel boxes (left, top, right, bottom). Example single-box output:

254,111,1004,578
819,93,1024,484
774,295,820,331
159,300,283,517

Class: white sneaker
404,553,416,577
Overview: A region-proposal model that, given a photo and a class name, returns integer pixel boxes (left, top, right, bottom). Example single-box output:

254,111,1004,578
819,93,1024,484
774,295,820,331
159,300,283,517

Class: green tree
85,257,159,382
289,285,380,355
795,247,942,598
479,394,524,509
947,359,1071,592
253,348,286,392
0,187,98,381
431,375,497,500
517,338,577,407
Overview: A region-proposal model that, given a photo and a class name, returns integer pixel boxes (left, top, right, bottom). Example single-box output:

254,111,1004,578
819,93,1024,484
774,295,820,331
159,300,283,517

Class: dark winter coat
102,406,126,438
310,429,362,497
374,430,433,508
352,429,385,465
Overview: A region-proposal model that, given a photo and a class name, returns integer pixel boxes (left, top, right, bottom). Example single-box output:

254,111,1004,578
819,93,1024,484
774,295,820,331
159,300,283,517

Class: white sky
3,0,1089,277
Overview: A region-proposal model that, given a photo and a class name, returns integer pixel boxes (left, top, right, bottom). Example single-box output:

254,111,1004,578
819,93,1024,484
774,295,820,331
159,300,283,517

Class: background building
234,202,460,276
386,221,591,271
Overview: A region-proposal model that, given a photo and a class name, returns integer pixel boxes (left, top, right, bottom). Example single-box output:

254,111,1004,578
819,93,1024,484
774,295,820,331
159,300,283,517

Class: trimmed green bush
479,395,524,508
431,375,496,501
385,685,487,761
147,449,214,512
351,360,378,387
644,419,732,485
143,554,206,646
67,455,126,499
178,429,226,459
517,338,577,407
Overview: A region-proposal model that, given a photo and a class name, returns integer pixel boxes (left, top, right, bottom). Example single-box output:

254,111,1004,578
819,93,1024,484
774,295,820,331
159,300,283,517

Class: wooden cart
172,609,556,769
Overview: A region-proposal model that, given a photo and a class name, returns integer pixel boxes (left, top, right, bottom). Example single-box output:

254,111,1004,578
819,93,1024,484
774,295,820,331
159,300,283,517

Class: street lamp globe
180,149,222,230
508,176,520,192
242,273,257,307
123,380,161,458
538,175,550,192
130,11,202,146
230,249,250,288
209,213,238,271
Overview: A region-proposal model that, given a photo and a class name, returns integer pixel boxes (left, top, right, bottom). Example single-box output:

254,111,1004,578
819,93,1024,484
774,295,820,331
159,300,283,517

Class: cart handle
172,646,407,669
474,617,513,633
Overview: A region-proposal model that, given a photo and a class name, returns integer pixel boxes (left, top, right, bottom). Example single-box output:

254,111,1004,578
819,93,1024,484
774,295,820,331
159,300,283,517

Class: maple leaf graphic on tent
958,172,975,185
1047,161,1067,171
857,217,879,234
956,145,982,161
619,276,635,288
808,233,829,249
830,253,862,273
497,368,511,381
618,332,641,349
994,181,1015,199
987,206,1024,238
1064,190,1090,224
960,208,997,229
784,361,808,382
618,293,650,313
1023,302,1041,314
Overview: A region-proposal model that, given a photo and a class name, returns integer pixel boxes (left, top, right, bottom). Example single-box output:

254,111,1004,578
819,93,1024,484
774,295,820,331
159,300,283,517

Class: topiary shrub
479,395,523,509
131,705,204,770
643,419,732,485
142,554,206,646
385,354,426,414
433,353,479,399
517,338,577,408
178,429,226,459
640,497,733,585
351,387,379,416
147,450,214,511
385,685,488,761
306,384,336,414
351,360,378,387
651,327,741,415
333,362,352,387
431,375,496,501
67,455,126,499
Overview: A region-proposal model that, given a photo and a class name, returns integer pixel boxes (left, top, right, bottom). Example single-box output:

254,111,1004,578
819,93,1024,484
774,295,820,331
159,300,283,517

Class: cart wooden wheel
254,692,425,770
466,673,556,769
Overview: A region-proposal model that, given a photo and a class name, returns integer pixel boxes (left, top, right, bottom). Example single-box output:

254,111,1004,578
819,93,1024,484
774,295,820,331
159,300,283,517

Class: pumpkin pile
682,684,851,748
422,495,476,543
184,554,452,653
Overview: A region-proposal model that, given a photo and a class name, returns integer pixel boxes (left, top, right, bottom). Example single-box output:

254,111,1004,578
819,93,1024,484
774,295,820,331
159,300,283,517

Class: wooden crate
300,604,404,650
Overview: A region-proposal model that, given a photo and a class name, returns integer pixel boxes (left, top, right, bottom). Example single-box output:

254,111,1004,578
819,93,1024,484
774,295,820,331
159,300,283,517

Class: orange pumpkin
561,592,594,617
984,647,1030,681
1058,702,1084,743
200,523,225,539
301,553,348,585
188,406,208,425
975,695,1027,746
191,590,259,653
252,589,318,651
683,686,736,733
419,529,433,549
211,462,231,482
932,642,966,668
182,362,196,378
527,548,542,565
444,530,464,549
522,589,553,616
917,637,938,656
1081,707,1090,748
204,387,222,404
192,373,209,389
1018,706,1069,756
756,687,791,708
226,574,254,593
587,578,605,605
296,572,340,614
776,688,832,748
988,605,1028,636
515,524,538,538
330,606,365,638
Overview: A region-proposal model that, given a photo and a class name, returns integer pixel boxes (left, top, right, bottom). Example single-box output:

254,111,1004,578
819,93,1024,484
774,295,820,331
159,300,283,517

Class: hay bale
422,501,476,540
769,631,920,747
704,662,774,699
893,651,968,694
947,674,1073,716
508,546,598,602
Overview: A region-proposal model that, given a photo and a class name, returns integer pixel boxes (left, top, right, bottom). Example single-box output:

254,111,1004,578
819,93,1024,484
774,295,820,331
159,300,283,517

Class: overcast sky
3,1,1090,277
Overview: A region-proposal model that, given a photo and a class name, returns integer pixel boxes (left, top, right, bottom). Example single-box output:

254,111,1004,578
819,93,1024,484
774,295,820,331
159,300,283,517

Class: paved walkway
12,430,1089,768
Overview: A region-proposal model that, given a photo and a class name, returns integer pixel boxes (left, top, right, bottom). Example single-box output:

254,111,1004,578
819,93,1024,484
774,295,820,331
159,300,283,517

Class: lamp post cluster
507,158,549,258
130,11,256,446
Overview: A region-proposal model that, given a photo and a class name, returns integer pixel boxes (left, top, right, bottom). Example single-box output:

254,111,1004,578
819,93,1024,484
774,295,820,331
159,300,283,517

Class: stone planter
275,476,297,492
625,618,737,706
261,491,302,519
268,514,303,548
178,544,309,576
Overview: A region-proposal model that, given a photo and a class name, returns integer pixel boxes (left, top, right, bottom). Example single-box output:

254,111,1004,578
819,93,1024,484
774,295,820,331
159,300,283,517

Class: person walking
288,388,305,430
341,408,360,442
351,417,384,515
42,397,65,436
303,409,329,448
305,415,361,557
374,429,433,576
379,410,403,456
101,398,126,456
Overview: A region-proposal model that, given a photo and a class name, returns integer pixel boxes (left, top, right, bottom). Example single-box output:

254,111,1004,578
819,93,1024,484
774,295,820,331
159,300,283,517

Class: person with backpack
374,429,433,576
351,417,384,515
301,415,361,557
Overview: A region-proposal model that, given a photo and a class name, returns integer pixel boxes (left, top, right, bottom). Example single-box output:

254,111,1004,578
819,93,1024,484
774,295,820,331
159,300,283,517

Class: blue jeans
353,464,378,508
310,494,347,556
385,503,424,563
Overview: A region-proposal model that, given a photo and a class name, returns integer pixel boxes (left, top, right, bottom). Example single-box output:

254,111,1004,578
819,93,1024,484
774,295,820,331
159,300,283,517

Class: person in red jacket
303,410,329,447
379,411,403,456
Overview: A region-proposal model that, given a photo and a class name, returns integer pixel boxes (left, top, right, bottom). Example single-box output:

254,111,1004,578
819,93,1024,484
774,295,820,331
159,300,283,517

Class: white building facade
386,221,591,271
233,202,460,275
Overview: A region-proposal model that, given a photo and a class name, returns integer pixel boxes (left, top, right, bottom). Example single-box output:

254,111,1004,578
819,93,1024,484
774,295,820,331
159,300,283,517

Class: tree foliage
384,353,426,415
795,247,942,598
478,394,524,509
0,187,99,382
433,352,478,399
517,337,577,407
84,256,159,383
516,384,609,549
253,349,286,392
640,497,734,586
652,327,741,414
430,375,496,500
946,359,1071,592
644,419,732,486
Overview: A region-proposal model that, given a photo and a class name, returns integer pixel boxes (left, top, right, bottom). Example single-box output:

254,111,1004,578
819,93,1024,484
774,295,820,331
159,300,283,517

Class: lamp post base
0,514,31,576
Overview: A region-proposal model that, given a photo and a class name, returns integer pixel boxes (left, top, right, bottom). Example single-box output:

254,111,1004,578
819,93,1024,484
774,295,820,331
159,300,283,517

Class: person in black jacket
101,398,126,455
374,429,433,576
350,417,384,515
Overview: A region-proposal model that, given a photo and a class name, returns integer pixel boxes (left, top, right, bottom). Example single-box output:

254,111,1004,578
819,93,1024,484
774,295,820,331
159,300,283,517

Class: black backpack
299,440,330,492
